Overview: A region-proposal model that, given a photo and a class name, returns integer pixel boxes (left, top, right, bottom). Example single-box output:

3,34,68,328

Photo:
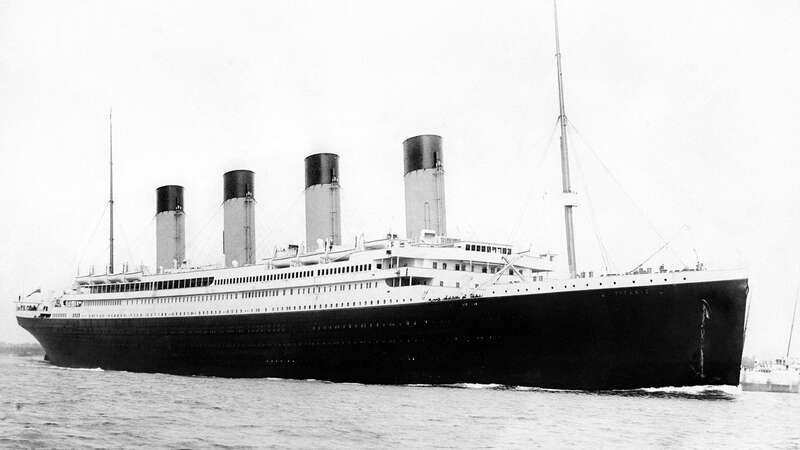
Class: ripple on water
1,355,798,449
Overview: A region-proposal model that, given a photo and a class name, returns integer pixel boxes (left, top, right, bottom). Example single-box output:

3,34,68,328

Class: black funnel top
403,135,443,175
223,170,255,202
156,185,184,214
304,153,340,189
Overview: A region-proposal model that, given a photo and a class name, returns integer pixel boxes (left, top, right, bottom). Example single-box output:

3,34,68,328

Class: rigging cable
628,225,690,273
254,188,305,254
786,284,799,360
74,203,109,273
567,119,687,268
572,138,613,273
507,117,561,244
114,208,156,270
184,202,224,266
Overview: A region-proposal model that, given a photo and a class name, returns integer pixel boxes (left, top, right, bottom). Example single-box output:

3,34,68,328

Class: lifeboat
107,273,124,283
271,257,292,268
364,239,389,250
124,272,142,282
298,251,324,265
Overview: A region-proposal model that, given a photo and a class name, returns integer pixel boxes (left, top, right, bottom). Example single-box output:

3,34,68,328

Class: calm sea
0,354,798,449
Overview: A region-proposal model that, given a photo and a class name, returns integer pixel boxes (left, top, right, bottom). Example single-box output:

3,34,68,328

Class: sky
1,0,798,358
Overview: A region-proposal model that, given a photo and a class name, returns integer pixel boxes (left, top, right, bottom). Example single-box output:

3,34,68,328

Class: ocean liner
15,6,748,390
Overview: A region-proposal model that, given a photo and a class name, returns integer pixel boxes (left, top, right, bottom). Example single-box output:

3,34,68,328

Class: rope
116,218,135,269
114,208,155,270
507,117,561,243
572,140,613,273
567,119,686,267
254,188,305,253
184,202,224,266
74,203,109,271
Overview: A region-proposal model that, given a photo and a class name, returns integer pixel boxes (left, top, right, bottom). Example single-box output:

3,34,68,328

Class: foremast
553,0,577,278
108,109,115,274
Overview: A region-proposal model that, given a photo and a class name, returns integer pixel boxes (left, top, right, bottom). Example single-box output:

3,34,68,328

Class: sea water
1,354,798,449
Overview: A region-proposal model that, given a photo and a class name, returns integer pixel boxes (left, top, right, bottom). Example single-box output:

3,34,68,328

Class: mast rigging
553,0,577,278
787,285,799,361
109,109,115,274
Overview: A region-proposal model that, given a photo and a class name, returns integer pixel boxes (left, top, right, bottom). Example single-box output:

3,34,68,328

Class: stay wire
566,119,686,267
114,207,156,270
184,202,224,266
74,203,110,272
254,188,305,256
507,117,561,244
572,139,614,273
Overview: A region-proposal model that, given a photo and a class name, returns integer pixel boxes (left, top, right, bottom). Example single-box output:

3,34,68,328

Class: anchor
699,299,712,379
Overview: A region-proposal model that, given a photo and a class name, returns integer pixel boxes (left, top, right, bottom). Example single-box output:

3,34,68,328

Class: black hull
18,279,747,390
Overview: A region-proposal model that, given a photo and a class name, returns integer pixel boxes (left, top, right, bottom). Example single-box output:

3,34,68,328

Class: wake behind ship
14,7,748,390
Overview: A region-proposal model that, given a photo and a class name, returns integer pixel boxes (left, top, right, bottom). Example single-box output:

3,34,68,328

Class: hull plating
18,279,747,390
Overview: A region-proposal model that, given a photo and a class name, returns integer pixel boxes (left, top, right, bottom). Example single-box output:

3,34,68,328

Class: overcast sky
1,1,798,358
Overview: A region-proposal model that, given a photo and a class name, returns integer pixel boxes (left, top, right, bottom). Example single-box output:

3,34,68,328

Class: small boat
741,359,800,393
741,288,799,393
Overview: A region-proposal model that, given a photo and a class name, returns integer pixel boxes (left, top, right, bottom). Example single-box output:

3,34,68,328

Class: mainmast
108,109,115,274
553,0,577,278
